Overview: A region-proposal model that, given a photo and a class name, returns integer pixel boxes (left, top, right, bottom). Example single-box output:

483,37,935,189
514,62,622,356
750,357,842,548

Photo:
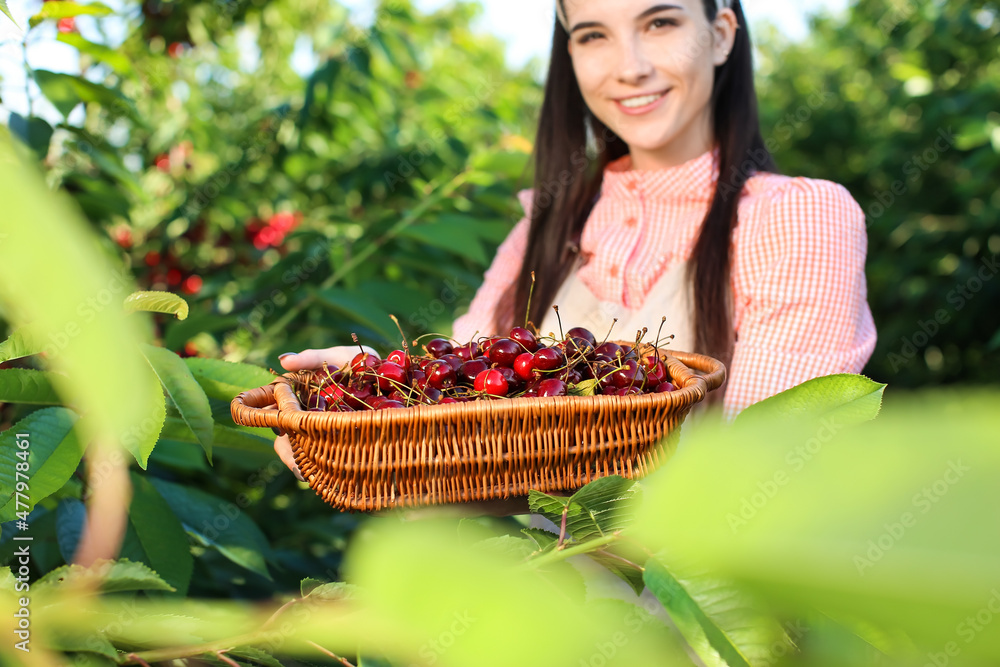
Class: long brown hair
503,0,775,373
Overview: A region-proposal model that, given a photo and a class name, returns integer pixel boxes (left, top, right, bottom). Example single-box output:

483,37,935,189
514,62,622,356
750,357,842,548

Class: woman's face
562,0,737,170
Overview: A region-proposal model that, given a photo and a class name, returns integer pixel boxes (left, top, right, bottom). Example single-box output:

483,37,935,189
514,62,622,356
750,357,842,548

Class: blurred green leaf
55,497,86,563
141,344,214,463
35,558,174,594
0,369,62,404
183,357,274,402
312,287,399,343
0,324,45,363
736,374,886,425
8,113,53,159
127,473,194,596
159,417,272,453
28,1,112,28
56,33,132,76
124,291,189,320
33,70,138,121
149,477,272,581
644,558,787,667
0,408,83,522
0,0,17,27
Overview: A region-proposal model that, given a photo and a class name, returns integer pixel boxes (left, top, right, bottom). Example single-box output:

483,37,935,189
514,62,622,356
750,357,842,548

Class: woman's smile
615,88,671,115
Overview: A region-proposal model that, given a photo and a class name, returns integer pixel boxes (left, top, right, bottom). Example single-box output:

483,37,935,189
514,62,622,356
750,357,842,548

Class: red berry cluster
300,325,678,413
245,212,301,250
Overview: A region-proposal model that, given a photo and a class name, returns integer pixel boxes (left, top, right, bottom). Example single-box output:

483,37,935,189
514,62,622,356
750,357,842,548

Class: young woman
274,0,876,478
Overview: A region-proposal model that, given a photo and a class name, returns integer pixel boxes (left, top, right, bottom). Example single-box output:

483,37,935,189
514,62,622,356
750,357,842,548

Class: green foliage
736,373,886,424
755,0,1000,388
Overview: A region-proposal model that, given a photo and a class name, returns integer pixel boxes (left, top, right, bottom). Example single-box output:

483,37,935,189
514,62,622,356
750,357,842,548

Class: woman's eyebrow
569,4,684,34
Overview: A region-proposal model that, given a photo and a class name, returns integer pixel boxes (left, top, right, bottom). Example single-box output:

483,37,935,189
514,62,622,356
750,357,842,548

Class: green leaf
0,369,62,404
736,374,886,426
644,558,787,667
56,33,132,76
55,497,86,563
0,408,84,522
159,417,273,453
183,357,274,401
312,287,399,343
149,478,272,580
0,324,46,363
123,291,189,320
588,550,646,596
398,219,489,265
33,70,138,121
568,378,599,397
228,648,285,667
8,112,54,159
127,472,194,596
0,0,17,28
527,490,569,520
304,581,359,601
126,362,167,469
566,475,642,542
28,1,113,27
141,344,213,463
35,558,175,594
521,527,558,554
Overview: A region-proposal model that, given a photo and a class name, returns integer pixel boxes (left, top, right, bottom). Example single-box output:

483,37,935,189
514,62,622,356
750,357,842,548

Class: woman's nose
615,38,655,84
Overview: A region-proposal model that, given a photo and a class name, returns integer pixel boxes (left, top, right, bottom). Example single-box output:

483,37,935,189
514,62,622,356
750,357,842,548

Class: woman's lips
615,89,670,116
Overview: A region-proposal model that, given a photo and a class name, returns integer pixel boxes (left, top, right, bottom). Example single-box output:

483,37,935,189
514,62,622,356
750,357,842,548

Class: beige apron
536,258,695,355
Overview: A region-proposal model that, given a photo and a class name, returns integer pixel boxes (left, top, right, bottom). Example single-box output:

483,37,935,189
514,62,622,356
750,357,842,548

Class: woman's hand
271,345,378,481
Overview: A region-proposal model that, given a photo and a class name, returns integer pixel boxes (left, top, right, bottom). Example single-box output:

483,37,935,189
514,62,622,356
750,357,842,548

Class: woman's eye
579,31,604,44
650,17,678,29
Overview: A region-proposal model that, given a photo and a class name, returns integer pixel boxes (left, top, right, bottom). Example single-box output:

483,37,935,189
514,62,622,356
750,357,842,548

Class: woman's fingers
273,433,305,482
278,345,378,372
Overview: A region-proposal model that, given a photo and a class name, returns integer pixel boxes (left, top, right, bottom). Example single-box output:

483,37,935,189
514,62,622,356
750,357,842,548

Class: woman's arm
451,189,534,341
725,178,877,418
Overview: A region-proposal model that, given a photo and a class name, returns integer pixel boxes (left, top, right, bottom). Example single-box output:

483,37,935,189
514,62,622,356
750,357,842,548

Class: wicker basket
231,348,725,512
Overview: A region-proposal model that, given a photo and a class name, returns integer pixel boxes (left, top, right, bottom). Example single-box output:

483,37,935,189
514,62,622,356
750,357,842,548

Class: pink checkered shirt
453,149,877,418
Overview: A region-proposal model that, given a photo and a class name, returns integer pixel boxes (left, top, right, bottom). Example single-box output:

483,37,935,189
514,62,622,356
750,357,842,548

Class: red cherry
416,385,443,404
387,349,410,371
166,268,182,286
655,382,678,393
144,250,161,267
182,275,202,295
488,338,521,367
513,353,535,381
494,367,520,392
459,359,488,385
167,41,185,58
508,327,538,352
454,342,480,361
532,347,566,372
268,212,299,233
536,378,567,397
378,400,405,410
594,342,622,359
566,327,596,347
154,153,170,172
57,17,76,33
611,359,645,389
618,386,643,397
350,352,380,373
439,354,464,371
479,337,503,357
424,338,453,358
641,355,668,386
440,397,460,404
426,360,457,389
475,369,508,397
375,361,407,392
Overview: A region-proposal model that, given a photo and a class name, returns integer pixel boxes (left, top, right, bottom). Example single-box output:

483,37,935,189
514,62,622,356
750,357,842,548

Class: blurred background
0,0,998,657
1,0,997,387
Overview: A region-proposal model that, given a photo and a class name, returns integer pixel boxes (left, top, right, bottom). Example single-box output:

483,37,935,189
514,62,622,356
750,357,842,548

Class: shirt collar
601,147,719,202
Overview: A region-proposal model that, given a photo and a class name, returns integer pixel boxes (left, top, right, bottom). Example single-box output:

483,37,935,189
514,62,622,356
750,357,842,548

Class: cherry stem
553,305,564,340
351,332,367,358
599,318,619,347
525,270,536,328
389,313,410,359
306,640,357,667
215,651,241,667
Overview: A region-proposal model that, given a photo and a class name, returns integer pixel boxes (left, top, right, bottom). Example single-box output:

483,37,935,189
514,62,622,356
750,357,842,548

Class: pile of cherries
300,326,679,412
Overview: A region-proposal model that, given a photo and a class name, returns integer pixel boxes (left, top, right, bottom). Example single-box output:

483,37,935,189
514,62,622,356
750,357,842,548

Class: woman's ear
712,8,739,66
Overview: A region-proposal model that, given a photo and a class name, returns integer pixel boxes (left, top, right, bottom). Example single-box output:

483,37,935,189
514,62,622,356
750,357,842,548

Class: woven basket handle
669,351,727,393
231,377,301,429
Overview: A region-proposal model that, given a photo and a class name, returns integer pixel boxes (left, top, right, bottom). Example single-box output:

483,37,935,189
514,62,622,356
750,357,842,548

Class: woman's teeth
619,92,665,108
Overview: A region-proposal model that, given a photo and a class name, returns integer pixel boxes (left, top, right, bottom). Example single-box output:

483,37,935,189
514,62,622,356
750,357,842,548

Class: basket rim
231,348,726,433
